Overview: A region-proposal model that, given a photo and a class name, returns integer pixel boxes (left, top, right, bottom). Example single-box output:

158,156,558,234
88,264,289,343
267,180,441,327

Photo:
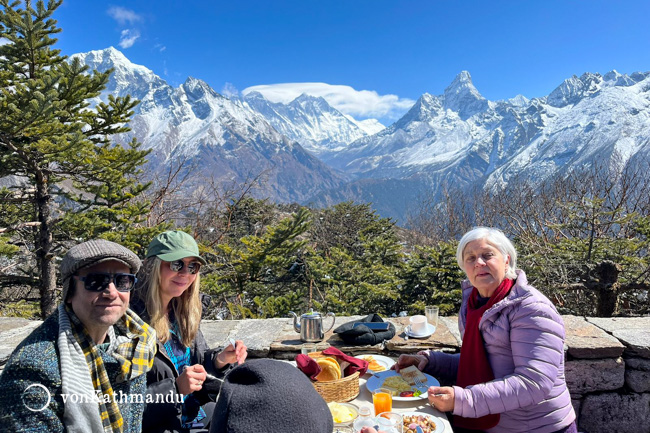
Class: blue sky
48,0,650,124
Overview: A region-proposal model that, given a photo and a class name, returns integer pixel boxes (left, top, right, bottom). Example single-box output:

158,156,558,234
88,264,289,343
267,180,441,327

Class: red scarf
454,278,513,431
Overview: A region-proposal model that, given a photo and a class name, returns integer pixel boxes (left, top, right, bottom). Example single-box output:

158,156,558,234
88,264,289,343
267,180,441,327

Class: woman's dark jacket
131,295,230,433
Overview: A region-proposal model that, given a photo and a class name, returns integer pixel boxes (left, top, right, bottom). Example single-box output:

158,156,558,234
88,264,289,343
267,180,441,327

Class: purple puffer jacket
423,270,576,433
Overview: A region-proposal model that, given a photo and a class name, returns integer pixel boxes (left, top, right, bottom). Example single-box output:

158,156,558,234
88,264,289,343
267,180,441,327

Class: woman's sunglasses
78,272,137,292
169,260,201,275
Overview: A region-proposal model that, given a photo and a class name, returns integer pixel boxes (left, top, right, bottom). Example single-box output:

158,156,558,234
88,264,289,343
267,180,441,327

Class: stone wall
562,316,650,433
1,314,648,433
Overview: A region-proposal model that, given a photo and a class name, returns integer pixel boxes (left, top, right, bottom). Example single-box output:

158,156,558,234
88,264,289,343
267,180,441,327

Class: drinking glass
425,306,439,332
372,388,392,416
301,343,317,355
377,412,403,433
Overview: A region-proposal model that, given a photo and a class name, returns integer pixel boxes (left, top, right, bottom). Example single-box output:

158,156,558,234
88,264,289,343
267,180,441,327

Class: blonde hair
143,257,202,346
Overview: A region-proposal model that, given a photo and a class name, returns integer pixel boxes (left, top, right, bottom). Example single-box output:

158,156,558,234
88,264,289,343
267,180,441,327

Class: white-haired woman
395,227,576,433
132,230,248,433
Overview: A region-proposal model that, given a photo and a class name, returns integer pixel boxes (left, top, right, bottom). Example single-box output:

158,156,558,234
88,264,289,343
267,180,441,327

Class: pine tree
0,0,151,317
308,202,405,315
204,206,312,318
399,242,464,315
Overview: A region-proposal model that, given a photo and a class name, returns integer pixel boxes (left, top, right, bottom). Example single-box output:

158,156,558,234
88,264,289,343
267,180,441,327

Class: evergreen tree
0,234,19,257
0,0,151,317
204,207,312,318
308,202,405,315
399,242,464,315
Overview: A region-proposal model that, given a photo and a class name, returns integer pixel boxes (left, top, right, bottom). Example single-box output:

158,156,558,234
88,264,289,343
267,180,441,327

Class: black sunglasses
169,260,201,275
78,272,137,292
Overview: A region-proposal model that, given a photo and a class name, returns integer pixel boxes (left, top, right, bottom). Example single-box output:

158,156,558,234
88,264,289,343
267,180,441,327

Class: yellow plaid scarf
66,305,157,433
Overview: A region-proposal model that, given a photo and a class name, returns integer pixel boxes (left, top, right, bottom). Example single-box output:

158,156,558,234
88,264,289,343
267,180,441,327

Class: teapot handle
323,312,336,333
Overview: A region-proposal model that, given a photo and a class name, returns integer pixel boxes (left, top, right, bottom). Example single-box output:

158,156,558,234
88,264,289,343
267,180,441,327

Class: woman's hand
176,364,207,395
215,340,248,369
428,386,455,412
393,353,428,373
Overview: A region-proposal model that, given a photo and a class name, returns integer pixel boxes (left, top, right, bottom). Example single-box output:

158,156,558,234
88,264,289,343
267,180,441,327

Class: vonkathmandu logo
21,384,183,411
22,384,51,412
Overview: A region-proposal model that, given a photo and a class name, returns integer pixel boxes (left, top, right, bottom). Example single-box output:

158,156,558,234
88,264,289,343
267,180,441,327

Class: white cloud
0,38,9,46
119,29,140,49
221,82,240,99
242,82,414,122
106,7,142,49
107,6,142,26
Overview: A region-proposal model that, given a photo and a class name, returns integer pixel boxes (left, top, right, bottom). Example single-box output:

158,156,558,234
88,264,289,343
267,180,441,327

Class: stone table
384,317,459,354
268,315,461,360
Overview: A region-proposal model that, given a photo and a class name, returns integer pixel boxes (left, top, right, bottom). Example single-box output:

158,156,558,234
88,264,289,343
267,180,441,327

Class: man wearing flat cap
0,239,157,433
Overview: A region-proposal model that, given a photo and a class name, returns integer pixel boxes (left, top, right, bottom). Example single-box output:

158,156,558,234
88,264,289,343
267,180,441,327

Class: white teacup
409,315,427,335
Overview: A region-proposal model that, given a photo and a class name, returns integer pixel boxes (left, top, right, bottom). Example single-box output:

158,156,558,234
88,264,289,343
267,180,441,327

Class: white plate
405,323,436,338
366,370,440,401
400,411,446,433
357,354,395,374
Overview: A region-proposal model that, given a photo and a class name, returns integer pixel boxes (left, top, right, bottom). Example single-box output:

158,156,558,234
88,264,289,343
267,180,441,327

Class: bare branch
0,221,41,233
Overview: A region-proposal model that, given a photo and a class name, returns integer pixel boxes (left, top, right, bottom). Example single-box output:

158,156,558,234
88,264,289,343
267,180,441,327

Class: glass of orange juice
372,388,392,416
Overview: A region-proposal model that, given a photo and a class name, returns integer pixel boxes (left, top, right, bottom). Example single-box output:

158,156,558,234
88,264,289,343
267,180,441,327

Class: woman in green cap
132,230,248,433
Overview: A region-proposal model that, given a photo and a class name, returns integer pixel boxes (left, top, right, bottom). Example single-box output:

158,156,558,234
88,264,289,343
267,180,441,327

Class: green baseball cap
145,230,207,264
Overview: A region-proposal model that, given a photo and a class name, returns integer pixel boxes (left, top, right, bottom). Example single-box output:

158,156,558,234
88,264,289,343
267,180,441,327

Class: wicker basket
312,371,360,403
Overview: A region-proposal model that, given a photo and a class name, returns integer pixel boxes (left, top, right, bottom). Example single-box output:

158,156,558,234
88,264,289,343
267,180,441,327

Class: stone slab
625,358,650,392
384,316,460,354
565,357,625,394
222,318,289,358
0,320,42,364
0,317,34,333
612,329,650,358
269,315,382,359
586,317,650,332
579,392,650,433
200,319,241,349
562,315,625,359
439,316,461,346
587,317,650,358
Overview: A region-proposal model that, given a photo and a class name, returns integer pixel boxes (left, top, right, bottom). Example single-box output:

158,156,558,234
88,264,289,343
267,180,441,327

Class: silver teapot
289,310,335,342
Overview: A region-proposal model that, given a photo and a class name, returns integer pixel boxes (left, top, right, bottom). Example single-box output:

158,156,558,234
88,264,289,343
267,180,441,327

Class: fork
413,375,428,393
414,376,444,396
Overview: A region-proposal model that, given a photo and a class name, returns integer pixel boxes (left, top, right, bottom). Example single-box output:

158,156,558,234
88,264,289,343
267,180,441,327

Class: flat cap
60,239,141,301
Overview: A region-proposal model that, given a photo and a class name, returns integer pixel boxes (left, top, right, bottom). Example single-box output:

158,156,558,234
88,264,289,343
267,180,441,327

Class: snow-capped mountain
72,48,346,203
312,70,650,220
242,91,384,155
72,48,650,222
344,115,385,136
73,47,167,102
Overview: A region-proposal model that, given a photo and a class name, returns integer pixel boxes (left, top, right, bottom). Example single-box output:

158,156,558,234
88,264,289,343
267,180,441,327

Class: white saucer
405,323,436,338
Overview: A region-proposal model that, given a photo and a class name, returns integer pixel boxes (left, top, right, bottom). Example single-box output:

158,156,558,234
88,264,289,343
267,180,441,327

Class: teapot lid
301,310,321,318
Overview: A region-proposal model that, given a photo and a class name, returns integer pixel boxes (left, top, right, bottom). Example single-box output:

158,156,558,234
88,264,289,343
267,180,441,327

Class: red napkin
322,347,369,376
295,347,369,380
295,354,322,380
